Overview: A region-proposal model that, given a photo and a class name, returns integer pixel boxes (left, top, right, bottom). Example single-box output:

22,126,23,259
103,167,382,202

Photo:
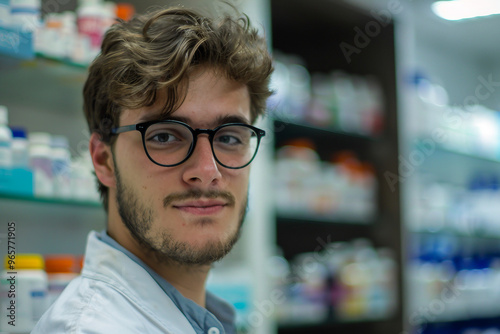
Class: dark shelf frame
276,216,375,260
273,119,377,162
271,0,402,333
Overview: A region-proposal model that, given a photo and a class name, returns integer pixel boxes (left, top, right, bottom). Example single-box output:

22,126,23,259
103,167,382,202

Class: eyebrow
213,114,250,126
142,114,250,127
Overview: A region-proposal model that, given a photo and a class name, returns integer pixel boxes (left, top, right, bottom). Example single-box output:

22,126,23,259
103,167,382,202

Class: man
33,4,273,334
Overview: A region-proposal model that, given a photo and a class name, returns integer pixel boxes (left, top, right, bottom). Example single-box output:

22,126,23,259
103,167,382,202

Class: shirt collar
97,230,236,334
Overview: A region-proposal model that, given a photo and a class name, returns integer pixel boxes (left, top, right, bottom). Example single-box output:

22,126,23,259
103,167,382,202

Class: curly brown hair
83,5,274,212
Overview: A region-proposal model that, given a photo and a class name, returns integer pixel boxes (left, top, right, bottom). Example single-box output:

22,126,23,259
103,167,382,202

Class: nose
181,135,222,186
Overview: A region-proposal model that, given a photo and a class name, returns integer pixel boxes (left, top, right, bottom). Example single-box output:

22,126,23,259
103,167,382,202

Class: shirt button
207,327,220,334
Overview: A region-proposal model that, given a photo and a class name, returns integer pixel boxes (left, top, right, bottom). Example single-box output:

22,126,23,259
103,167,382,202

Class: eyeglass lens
144,122,259,168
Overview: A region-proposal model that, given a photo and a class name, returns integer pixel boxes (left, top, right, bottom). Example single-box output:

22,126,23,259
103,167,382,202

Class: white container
0,254,49,333
0,106,12,168
51,135,72,199
44,255,79,306
70,154,100,202
29,132,53,197
46,272,78,306
77,0,114,50
11,127,29,169
60,11,78,60
9,0,41,32
0,105,13,169
0,0,11,26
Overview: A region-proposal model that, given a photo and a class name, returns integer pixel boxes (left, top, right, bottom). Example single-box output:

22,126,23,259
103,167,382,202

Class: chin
188,220,238,241
187,224,234,243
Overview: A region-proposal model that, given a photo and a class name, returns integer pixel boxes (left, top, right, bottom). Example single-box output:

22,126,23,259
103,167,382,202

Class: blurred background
1,0,500,333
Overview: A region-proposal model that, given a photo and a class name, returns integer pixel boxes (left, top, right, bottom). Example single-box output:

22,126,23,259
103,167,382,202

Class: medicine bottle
77,0,109,49
44,254,79,306
29,132,54,197
0,254,49,333
10,0,41,31
11,127,30,169
51,135,71,199
0,105,13,168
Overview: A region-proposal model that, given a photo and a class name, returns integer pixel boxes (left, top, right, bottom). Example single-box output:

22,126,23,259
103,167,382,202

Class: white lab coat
32,231,200,334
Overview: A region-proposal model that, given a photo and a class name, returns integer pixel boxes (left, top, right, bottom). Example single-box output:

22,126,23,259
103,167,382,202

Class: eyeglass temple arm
111,124,137,135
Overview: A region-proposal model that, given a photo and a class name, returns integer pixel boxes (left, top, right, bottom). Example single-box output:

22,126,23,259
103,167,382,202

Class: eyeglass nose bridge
192,128,217,138
185,128,218,162
191,128,218,148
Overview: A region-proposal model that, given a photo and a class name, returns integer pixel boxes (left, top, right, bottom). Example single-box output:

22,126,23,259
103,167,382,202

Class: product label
32,157,53,196
30,289,47,322
77,16,102,48
0,146,12,167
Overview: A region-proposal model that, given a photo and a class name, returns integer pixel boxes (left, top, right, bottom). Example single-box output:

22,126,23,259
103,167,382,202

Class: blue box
0,24,34,59
0,168,33,196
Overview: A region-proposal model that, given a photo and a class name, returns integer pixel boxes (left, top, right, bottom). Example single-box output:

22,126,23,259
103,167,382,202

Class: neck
152,261,211,307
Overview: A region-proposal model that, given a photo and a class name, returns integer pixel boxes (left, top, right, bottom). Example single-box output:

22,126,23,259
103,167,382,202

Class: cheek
228,170,250,198
115,139,156,189
115,136,147,169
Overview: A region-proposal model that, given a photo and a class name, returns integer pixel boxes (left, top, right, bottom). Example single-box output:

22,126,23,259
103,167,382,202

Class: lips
172,199,227,215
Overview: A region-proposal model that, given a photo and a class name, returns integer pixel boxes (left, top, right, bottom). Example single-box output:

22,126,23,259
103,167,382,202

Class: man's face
111,68,252,266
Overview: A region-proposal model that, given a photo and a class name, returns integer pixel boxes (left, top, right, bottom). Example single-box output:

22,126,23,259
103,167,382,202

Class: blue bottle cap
10,127,27,139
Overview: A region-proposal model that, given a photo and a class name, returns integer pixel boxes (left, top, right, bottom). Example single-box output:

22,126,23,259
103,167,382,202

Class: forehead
119,68,251,127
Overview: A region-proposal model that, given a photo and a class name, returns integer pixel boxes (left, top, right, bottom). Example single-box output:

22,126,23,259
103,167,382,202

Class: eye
216,134,242,145
145,123,191,147
148,131,180,144
214,126,253,148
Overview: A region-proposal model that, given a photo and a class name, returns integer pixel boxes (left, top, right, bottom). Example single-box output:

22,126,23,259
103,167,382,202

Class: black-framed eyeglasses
111,120,266,169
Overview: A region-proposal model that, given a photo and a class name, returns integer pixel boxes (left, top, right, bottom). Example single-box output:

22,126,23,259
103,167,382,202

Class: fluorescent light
432,0,500,21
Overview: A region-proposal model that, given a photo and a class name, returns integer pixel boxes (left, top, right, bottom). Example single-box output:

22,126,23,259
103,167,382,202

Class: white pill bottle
0,253,49,333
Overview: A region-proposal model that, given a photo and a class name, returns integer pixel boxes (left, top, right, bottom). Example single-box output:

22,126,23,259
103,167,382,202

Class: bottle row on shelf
407,234,500,326
274,141,377,222
408,172,500,237
0,105,100,203
408,73,500,162
267,51,385,137
268,238,397,325
0,0,135,64
0,253,83,333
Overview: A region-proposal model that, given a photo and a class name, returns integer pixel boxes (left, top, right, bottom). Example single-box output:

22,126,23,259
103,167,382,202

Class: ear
89,132,116,188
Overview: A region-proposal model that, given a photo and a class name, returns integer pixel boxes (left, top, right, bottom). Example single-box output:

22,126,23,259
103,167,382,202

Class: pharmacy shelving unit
270,0,402,333
396,3,500,334
273,120,379,258
0,55,107,255
402,144,500,334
